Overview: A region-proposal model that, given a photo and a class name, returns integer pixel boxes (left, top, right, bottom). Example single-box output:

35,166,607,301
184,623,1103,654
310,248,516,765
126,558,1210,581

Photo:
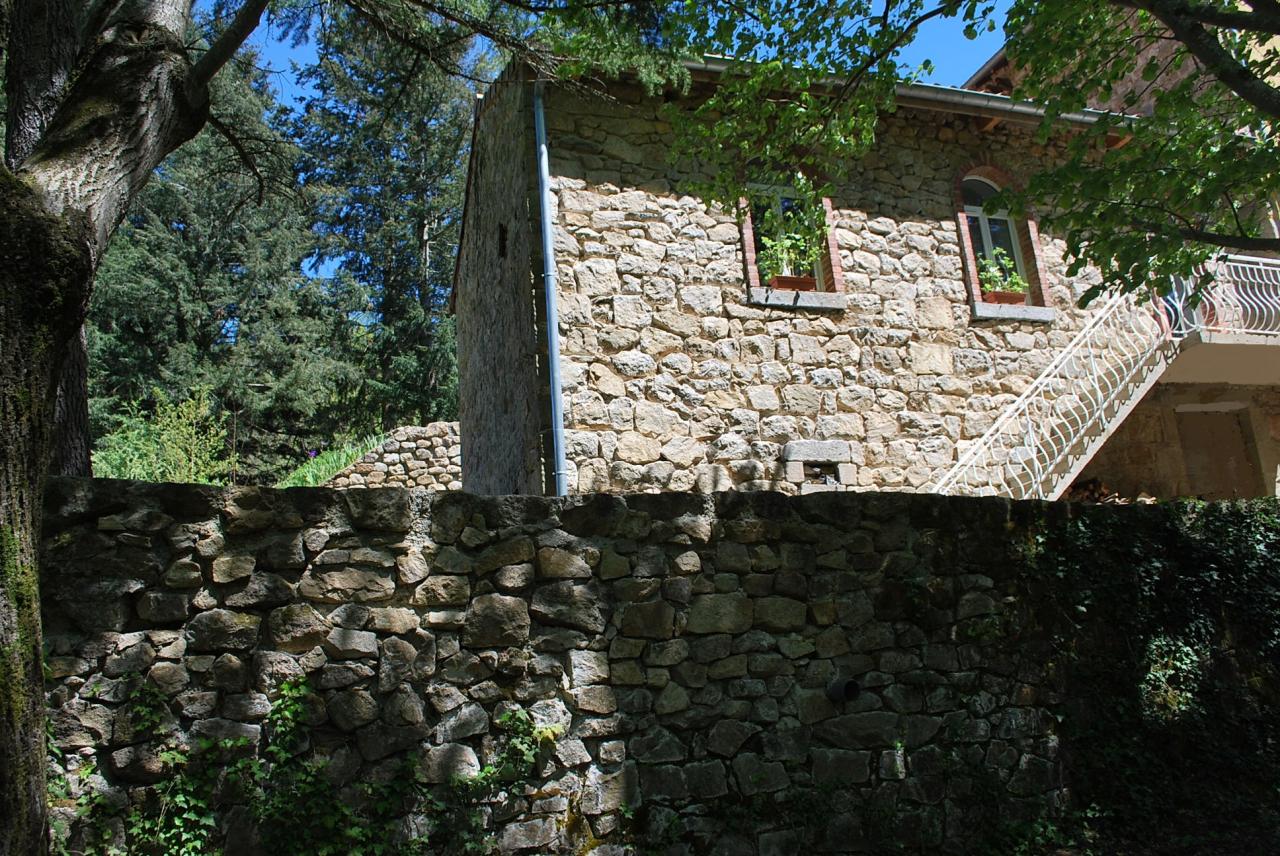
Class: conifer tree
88,51,363,482
291,10,476,431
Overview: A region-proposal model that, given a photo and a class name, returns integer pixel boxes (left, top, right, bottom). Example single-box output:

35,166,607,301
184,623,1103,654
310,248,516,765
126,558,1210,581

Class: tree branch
1114,0,1280,34
207,113,265,205
191,0,269,89
1132,218,1280,252
1132,0,1280,119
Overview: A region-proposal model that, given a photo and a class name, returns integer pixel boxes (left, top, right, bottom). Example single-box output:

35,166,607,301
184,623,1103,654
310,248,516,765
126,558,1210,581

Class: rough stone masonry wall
455,64,547,495
44,478,1076,854
328,424,463,491
537,83,1113,496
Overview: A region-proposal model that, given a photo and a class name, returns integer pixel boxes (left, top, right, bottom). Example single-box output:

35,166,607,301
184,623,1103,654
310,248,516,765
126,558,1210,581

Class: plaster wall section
539,83,1109,496
455,68,545,494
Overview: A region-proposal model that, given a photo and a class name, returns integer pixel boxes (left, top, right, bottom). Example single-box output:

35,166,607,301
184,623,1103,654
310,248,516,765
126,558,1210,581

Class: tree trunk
0,7,213,850
51,326,91,476
0,171,93,856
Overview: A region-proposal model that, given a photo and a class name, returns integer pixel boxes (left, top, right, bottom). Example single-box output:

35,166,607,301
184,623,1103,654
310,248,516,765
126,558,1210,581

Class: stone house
453,59,1280,501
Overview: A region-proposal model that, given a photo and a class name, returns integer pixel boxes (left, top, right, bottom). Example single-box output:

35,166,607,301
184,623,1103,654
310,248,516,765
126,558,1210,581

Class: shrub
93,389,233,484
275,434,385,488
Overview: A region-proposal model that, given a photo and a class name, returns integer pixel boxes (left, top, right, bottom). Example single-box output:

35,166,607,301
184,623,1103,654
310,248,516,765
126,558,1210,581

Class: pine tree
292,11,477,431
88,52,364,482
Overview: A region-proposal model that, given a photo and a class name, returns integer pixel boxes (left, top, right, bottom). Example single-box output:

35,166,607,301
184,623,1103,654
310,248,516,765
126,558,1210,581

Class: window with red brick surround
741,196,845,293
954,165,1051,307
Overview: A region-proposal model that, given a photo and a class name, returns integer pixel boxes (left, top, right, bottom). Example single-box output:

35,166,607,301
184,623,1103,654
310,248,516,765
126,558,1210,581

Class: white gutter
684,56,1135,128
533,81,570,497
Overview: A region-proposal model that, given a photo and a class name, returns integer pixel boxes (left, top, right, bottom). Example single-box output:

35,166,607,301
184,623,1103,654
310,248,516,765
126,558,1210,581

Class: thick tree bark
0,3,217,851
0,172,93,856
51,327,91,476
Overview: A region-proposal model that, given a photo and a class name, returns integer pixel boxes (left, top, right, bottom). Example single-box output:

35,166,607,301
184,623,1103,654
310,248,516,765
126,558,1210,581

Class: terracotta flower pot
982,290,1028,305
767,275,818,291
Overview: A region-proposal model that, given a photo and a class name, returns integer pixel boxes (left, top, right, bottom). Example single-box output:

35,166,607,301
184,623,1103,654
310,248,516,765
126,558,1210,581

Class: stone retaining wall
39,480,1112,852
328,424,463,490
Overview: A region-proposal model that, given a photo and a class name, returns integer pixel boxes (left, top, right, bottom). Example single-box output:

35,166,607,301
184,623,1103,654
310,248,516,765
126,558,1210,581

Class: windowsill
971,302,1056,323
748,287,848,311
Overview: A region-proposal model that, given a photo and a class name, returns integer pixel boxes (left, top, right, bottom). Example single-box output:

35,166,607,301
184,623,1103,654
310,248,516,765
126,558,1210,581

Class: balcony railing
932,254,1280,500
1167,254,1280,337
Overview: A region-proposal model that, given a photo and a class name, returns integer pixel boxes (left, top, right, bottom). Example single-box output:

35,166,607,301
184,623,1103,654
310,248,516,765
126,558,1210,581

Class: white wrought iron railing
1169,254,1280,337
932,253,1280,500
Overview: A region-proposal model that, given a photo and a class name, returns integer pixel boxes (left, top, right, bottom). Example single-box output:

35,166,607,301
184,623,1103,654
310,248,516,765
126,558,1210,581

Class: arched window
962,177,1026,281
956,169,1049,311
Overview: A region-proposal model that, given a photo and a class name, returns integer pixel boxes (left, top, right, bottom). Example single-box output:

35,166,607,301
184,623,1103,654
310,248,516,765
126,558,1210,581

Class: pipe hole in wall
825,677,861,704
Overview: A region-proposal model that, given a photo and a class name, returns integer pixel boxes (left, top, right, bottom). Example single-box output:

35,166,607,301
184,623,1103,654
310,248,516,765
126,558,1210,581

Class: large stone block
186,609,261,652
418,743,480,783
268,604,329,653
463,594,531,647
782,440,852,463
686,594,753,634
298,568,395,603
620,599,676,639
530,582,607,633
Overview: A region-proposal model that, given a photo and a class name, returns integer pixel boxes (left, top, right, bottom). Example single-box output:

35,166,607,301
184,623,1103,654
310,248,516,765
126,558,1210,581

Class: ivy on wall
52,678,561,855
1024,499,1280,854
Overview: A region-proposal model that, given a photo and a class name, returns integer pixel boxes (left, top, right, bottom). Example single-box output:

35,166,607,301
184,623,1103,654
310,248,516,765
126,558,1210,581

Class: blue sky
245,2,1012,107
900,2,1012,86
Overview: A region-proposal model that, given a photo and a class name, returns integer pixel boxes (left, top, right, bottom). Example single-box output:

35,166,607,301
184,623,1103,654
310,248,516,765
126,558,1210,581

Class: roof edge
685,56,1132,127
962,47,1008,91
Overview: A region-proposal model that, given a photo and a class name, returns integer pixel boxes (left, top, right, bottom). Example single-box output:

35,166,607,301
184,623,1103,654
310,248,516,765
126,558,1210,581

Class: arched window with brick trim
955,167,1049,308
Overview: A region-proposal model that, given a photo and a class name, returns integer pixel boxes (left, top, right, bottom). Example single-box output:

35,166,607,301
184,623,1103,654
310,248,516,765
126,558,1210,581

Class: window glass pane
987,217,1022,273
967,216,988,260
753,192,818,278
751,200,769,259
962,178,998,208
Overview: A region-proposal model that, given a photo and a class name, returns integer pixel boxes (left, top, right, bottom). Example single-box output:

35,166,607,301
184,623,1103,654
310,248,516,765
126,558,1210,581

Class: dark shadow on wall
1030,500,1280,855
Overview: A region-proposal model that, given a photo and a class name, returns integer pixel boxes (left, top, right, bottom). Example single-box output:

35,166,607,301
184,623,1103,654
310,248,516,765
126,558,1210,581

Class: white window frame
963,176,1027,282
748,183,829,291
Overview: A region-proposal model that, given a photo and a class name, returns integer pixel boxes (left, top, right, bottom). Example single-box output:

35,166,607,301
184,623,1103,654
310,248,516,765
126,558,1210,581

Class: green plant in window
758,226,819,281
977,248,1030,294
753,175,827,283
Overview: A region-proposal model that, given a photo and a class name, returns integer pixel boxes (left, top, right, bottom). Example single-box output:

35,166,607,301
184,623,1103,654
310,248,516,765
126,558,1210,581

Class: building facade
454,63,1280,501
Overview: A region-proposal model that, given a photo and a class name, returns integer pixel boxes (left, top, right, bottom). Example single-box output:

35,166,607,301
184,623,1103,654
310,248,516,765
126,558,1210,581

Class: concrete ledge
748,288,848,311
971,302,1056,323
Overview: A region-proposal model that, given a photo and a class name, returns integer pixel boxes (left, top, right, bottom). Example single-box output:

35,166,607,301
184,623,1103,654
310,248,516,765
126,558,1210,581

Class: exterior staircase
932,254,1280,500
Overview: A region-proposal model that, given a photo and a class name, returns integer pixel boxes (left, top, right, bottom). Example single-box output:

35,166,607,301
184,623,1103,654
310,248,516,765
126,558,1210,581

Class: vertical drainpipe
534,80,570,496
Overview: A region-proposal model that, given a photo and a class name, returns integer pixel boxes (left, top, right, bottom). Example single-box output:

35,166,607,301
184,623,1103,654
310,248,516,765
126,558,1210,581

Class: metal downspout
534,81,570,496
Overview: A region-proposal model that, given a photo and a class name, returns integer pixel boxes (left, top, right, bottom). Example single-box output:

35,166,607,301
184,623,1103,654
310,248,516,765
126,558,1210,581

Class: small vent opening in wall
804,463,839,485
498,223,508,258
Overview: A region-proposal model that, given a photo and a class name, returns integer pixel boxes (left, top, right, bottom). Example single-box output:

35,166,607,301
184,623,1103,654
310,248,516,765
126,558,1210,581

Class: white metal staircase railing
932,254,1280,500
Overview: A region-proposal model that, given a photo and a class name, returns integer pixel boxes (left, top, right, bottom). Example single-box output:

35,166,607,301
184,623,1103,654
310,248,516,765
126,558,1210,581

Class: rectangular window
747,185,831,292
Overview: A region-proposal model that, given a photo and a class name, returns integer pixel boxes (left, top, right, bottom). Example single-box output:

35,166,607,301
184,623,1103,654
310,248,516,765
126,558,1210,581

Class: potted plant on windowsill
759,230,819,291
978,248,1030,304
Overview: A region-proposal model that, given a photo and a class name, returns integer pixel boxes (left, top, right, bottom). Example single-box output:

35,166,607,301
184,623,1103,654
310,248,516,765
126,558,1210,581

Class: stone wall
40,480,1280,852
1076,383,1280,499
328,424,463,490
513,82,1113,495
44,478,1085,853
455,64,548,495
